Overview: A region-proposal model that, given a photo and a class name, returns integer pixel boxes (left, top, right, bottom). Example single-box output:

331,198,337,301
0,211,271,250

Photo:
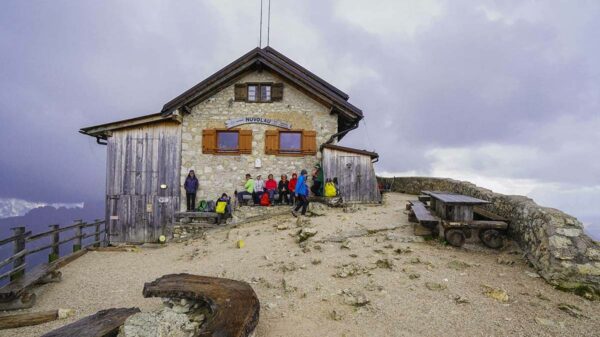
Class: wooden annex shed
321,144,380,203
80,46,379,243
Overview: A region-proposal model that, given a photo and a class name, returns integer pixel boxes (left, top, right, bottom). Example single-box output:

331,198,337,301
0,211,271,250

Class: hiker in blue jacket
184,170,199,211
292,169,309,217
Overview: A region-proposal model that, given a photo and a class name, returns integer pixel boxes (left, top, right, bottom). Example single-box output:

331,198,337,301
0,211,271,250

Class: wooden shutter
302,130,317,155
202,129,216,154
265,130,279,155
234,84,247,101
272,83,284,101
239,130,253,154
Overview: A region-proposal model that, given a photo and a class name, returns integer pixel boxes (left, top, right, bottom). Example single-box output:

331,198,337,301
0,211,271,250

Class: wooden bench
41,307,140,337
418,195,431,203
175,211,219,224
410,201,440,227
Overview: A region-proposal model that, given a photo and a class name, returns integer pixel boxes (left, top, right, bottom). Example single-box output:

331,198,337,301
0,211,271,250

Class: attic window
248,85,258,102
235,83,283,102
261,85,271,101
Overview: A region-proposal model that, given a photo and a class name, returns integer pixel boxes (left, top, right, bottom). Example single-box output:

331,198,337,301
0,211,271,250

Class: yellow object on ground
236,240,245,249
159,235,166,243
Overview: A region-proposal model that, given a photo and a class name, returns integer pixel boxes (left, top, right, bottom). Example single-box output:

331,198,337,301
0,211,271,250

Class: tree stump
143,273,260,337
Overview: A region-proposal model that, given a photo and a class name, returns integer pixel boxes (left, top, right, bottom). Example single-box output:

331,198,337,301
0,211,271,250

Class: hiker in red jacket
288,172,298,205
265,174,278,203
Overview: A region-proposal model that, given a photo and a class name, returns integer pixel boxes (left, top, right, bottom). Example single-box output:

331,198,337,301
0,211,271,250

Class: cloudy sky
0,1,599,236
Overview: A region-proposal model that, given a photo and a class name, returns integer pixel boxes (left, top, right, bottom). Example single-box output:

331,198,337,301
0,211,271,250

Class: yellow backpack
215,201,227,214
324,182,337,197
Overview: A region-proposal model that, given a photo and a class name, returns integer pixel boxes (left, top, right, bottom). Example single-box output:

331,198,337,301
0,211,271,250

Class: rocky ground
4,193,600,337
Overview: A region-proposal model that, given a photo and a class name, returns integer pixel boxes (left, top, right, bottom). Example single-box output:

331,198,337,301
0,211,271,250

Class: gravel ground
3,193,599,337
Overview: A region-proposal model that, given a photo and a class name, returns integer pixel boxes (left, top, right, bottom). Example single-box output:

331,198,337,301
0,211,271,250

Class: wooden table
421,191,506,248
421,191,490,222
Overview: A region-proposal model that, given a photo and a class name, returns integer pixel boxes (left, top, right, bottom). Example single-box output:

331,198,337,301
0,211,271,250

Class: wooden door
105,124,181,243
337,156,363,202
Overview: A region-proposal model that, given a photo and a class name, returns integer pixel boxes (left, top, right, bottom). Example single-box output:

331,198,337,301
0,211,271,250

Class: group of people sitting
236,172,300,205
184,164,338,219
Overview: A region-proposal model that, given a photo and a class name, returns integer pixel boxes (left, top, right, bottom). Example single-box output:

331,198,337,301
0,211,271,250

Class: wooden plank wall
105,122,181,243
322,148,381,203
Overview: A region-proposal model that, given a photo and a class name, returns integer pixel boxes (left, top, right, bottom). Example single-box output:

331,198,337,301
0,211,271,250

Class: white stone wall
180,70,338,205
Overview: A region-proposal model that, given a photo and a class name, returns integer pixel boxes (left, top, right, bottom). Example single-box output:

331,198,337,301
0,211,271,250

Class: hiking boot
291,210,298,217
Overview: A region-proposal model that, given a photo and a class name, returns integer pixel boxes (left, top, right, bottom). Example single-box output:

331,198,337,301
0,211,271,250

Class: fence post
49,224,60,262
73,220,83,252
94,219,101,248
10,226,26,281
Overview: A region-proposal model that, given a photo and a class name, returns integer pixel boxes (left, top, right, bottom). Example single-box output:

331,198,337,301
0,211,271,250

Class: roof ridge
262,46,350,101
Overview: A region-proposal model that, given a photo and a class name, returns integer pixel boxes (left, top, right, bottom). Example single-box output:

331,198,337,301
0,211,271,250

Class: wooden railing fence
0,219,107,283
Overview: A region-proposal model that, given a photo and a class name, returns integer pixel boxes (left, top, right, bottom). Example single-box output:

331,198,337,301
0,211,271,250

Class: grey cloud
1,0,599,213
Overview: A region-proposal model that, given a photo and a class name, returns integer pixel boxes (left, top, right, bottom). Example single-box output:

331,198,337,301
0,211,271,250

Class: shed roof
321,144,379,159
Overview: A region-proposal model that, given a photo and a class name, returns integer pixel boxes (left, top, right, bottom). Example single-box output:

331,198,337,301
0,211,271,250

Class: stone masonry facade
379,176,600,300
180,70,338,204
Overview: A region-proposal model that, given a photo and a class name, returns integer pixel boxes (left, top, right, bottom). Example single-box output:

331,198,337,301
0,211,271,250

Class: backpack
205,200,215,212
324,182,337,197
196,200,207,212
215,201,228,214
259,193,270,206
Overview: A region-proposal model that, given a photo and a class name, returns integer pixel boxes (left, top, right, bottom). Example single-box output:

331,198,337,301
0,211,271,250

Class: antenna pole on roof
259,0,263,47
267,0,271,46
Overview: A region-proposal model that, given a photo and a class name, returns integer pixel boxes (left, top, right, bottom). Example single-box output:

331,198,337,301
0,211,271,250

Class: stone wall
181,69,337,204
379,176,600,299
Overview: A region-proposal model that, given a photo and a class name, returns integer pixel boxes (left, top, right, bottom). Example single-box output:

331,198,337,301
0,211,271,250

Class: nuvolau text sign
225,117,292,129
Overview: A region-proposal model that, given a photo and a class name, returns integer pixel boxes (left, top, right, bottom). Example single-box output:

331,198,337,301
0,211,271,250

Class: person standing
292,169,309,217
278,174,290,205
311,163,323,196
184,170,199,211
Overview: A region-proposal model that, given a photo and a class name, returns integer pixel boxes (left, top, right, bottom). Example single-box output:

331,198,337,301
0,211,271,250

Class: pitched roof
80,46,363,138
161,46,363,121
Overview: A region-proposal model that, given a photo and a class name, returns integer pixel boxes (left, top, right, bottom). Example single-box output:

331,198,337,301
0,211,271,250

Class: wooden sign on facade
225,117,292,129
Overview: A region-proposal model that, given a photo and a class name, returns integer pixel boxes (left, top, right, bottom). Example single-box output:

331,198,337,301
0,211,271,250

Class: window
247,85,258,102
234,83,283,102
202,129,253,155
217,131,239,152
260,85,271,102
265,130,317,156
279,132,302,153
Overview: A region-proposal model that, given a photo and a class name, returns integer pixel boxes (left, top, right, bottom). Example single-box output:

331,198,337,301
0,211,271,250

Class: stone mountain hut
80,47,380,243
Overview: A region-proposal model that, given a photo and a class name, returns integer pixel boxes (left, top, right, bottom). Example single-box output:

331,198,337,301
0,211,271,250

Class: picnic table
414,191,508,248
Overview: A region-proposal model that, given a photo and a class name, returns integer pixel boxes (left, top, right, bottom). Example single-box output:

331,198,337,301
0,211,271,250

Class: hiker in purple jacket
184,170,199,211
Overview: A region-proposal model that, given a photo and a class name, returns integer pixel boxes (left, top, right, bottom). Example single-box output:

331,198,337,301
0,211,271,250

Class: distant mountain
0,197,84,218
0,199,104,286
0,200,104,238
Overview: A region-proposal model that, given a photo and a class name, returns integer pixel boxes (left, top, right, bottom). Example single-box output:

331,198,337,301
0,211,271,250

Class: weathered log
143,274,260,337
41,307,140,337
0,308,74,330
